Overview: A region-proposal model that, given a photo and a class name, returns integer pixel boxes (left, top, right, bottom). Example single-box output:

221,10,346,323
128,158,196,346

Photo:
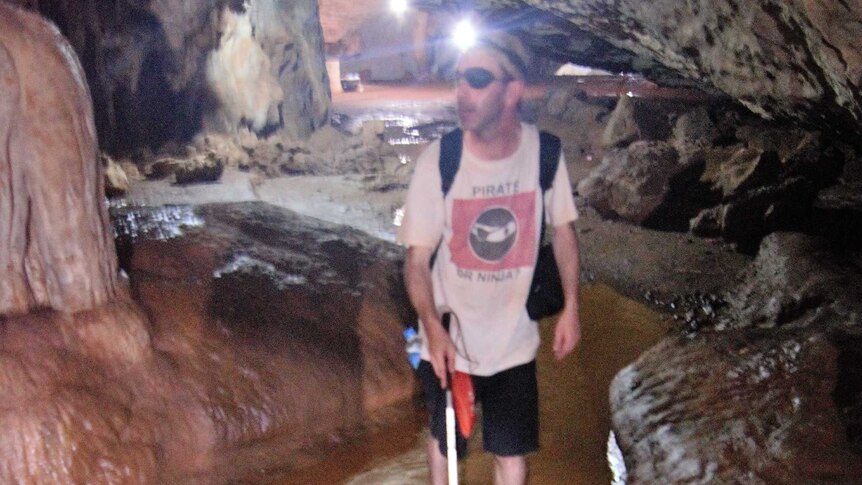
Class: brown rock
725,232,862,330
118,202,416,478
715,148,782,198
578,141,681,224
689,206,723,238
671,106,716,162
0,3,118,316
611,329,862,484
173,153,225,185
601,96,639,148
103,153,130,197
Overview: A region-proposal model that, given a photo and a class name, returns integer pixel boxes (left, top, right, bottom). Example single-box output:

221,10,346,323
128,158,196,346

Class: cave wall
8,0,331,155
247,0,331,139
545,0,862,138
409,0,862,144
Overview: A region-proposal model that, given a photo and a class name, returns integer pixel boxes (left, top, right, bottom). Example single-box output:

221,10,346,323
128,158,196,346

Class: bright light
390,0,408,15
452,18,477,51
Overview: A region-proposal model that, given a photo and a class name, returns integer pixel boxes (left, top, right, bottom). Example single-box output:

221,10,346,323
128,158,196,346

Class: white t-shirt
398,123,578,376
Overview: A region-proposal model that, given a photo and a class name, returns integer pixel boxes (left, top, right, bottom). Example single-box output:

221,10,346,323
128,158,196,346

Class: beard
457,104,476,127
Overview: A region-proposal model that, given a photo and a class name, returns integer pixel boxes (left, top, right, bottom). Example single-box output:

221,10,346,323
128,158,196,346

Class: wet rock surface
724,233,862,332
0,192,415,483
611,329,862,484
610,232,862,483
114,201,415,481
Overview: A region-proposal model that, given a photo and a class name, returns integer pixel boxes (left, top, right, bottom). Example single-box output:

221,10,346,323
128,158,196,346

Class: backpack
438,128,565,320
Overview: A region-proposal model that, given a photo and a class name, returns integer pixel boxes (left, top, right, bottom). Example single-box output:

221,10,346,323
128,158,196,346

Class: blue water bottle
403,327,421,369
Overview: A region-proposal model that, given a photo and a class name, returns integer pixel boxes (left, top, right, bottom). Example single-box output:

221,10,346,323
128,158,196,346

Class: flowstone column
0,3,118,316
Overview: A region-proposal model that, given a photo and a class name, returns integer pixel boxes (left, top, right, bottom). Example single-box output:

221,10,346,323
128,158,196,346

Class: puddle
262,283,667,484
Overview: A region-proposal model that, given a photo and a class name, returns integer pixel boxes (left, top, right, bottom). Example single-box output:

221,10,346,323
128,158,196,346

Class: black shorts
418,360,539,458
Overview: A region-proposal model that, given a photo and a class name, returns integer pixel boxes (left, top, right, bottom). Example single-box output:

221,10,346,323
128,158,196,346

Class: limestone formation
578,141,699,228
115,202,416,480
0,3,117,316
206,6,284,133
611,328,862,484
0,6,413,482
611,232,862,483
10,0,331,153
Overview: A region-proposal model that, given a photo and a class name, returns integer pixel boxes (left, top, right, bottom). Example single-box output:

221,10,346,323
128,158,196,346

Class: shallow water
263,283,666,484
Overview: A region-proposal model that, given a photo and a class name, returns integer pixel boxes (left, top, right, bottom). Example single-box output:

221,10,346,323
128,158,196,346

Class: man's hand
551,221,582,361
426,323,456,389
553,304,581,360
403,246,455,388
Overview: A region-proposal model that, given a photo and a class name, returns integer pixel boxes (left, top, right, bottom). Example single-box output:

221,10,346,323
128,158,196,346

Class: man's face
455,48,515,134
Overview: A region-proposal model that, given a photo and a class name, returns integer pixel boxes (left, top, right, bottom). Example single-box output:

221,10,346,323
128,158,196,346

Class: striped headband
476,36,529,79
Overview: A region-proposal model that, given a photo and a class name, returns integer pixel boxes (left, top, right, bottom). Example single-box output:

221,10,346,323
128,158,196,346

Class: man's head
455,32,531,136
472,31,531,83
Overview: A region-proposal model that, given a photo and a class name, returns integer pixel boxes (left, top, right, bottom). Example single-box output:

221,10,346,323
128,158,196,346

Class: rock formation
8,0,331,154
426,0,862,144
610,233,862,483
0,4,413,482
0,3,117,316
544,83,853,251
113,202,416,482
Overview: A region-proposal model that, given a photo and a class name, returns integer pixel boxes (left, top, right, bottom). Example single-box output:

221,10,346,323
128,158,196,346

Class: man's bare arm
404,246,456,387
551,221,582,360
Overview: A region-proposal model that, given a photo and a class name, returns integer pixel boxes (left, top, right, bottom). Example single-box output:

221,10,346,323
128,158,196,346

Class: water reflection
331,112,457,147
213,254,308,288
110,201,204,241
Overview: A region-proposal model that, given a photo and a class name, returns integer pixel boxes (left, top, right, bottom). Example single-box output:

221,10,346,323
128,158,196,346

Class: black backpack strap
442,129,557,194
439,128,463,197
538,131,561,192
432,128,464,269
537,131,561,246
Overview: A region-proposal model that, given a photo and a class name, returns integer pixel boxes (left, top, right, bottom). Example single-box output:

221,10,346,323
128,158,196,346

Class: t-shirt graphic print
449,191,537,271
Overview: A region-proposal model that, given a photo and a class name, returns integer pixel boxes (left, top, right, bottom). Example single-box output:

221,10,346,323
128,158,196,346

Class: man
398,31,581,485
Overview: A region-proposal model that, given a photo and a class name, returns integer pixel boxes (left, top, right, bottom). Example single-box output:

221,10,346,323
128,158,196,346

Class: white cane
445,389,458,485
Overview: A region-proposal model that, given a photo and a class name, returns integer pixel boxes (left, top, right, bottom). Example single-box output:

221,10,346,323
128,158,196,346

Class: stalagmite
0,3,118,316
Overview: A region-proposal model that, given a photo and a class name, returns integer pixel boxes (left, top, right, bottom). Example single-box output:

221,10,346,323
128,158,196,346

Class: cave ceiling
416,0,862,142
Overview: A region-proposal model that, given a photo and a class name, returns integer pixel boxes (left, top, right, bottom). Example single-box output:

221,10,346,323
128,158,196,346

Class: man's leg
493,454,527,485
477,361,539,485
427,436,448,485
418,361,468,484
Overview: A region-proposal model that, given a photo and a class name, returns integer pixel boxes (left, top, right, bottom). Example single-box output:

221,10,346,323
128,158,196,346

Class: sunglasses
454,67,511,89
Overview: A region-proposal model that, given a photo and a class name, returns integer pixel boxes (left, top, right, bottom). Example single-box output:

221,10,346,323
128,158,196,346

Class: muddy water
265,283,666,484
